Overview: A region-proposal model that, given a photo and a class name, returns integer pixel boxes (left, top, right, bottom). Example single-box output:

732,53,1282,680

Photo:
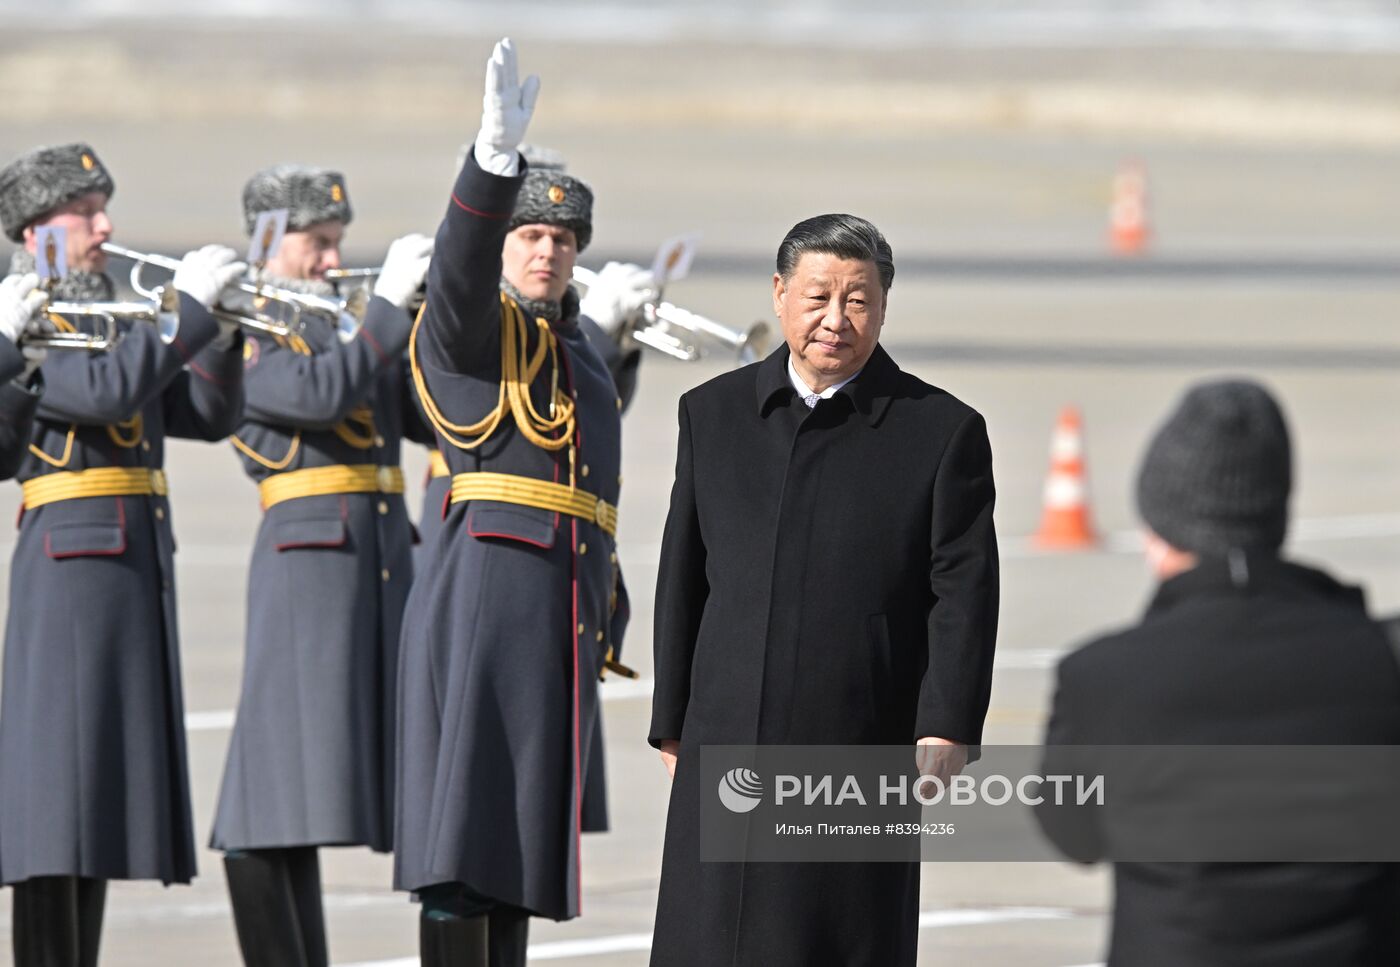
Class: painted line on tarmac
185,652,1063,733
184,678,656,732
335,905,1079,967
1001,511,1400,559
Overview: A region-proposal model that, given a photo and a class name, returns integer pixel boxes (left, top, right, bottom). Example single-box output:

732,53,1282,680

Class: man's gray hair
776,213,894,292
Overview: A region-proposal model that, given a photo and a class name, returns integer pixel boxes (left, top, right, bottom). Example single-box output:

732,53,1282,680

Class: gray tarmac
0,23,1398,967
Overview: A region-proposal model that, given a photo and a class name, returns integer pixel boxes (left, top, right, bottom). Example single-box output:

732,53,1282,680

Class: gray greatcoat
411,316,634,837
0,334,41,479
0,291,242,886
211,296,424,853
395,154,627,921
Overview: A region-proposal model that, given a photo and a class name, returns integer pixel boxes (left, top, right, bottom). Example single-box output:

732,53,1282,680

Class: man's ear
20,224,37,254
772,272,786,318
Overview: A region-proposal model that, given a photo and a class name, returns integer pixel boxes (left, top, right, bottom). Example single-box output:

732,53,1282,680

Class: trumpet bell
735,321,770,366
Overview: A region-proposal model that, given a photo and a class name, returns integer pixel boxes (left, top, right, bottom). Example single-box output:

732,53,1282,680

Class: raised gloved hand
174,244,247,312
0,273,47,346
372,233,435,310
579,261,657,337
473,37,540,177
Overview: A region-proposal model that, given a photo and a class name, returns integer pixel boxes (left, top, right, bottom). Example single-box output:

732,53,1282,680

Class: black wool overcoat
648,344,999,967
1038,555,1400,967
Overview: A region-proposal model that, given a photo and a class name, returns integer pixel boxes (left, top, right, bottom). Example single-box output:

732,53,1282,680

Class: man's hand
579,261,656,338
373,233,434,309
915,737,967,785
473,37,540,177
658,739,680,780
174,244,247,312
0,273,46,346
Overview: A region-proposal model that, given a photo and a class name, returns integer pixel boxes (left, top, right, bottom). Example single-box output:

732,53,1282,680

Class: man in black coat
648,213,1000,967
1037,379,1400,967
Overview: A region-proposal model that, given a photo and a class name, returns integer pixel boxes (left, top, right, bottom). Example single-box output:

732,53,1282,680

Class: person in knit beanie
1135,378,1292,569
1038,376,1400,967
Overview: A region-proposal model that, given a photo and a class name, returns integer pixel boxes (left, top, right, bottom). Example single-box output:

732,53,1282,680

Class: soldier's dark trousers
418,883,529,967
10,876,107,967
223,847,328,967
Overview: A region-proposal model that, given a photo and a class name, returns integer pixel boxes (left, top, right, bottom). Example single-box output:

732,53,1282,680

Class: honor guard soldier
396,40,630,967
0,272,48,478
0,142,247,966
415,143,651,558
208,165,433,967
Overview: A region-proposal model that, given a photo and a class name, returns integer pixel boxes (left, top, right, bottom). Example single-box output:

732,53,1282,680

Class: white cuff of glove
473,138,520,178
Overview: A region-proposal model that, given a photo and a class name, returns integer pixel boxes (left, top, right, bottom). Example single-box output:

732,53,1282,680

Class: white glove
579,262,657,337
473,38,540,177
0,273,47,345
173,244,247,311
18,343,46,383
373,233,435,309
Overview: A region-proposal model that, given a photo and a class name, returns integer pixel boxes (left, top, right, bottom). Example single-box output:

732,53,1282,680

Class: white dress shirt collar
788,355,859,406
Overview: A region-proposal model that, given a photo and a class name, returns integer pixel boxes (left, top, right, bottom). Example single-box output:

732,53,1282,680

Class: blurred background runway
0,2,1398,963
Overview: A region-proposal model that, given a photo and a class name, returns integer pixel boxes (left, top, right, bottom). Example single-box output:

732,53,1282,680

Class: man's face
772,251,886,391
24,191,113,274
501,223,577,304
265,219,345,281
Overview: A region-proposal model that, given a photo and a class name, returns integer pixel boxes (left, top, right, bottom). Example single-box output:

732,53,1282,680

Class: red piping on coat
559,336,585,914
466,526,551,549
44,497,129,559
451,194,509,219
273,495,350,551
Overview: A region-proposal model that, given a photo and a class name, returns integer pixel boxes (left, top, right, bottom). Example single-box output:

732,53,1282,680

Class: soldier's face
25,191,113,273
502,224,577,304
267,220,344,281
773,252,886,391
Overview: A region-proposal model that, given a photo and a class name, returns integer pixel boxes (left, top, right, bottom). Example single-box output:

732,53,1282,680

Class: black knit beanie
1135,379,1292,556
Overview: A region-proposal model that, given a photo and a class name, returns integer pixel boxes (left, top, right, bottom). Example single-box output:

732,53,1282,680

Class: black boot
487,906,530,967
420,910,488,967
74,878,106,967
12,876,80,967
223,849,310,966
283,847,328,967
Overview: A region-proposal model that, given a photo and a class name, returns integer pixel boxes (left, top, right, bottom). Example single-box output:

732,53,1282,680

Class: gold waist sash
259,464,405,510
450,471,617,537
22,467,168,509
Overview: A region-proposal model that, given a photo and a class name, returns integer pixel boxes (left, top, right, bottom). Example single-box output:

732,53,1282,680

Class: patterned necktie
803,394,819,409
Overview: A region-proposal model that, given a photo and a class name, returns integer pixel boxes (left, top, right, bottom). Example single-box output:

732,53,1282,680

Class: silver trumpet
570,265,769,365
28,284,182,351
324,267,420,317
328,264,768,364
102,243,367,340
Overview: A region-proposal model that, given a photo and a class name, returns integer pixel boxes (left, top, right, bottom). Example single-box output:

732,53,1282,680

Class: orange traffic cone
1109,161,1150,256
1034,406,1098,550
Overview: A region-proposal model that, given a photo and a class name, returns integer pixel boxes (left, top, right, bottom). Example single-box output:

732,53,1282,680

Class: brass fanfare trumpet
102,243,367,340
29,284,183,351
326,264,768,365
569,265,769,365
